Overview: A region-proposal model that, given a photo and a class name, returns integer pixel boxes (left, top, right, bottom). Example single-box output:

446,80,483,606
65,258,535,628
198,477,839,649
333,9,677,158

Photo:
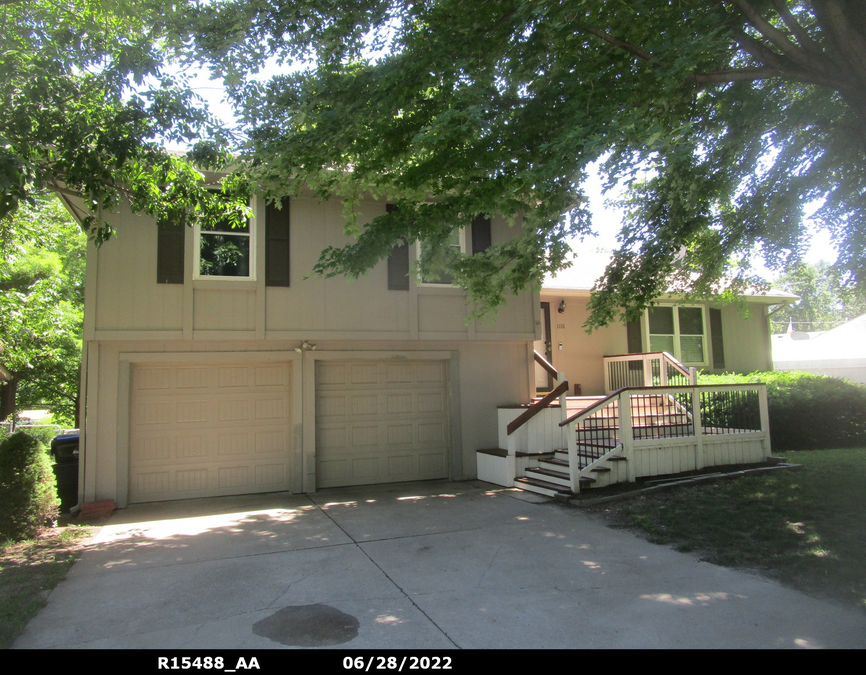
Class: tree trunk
0,376,19,423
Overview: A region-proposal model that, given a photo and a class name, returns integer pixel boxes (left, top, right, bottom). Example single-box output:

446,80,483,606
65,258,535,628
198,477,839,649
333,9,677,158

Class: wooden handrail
560,383,768,427
506,380,569,435
533,350,558,378
660,352,691,379
559,388,625,427
604,351,670,359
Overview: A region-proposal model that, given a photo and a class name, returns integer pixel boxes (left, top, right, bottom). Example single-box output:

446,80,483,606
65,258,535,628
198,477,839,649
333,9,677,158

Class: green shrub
698,371,866,451
0,432,60,542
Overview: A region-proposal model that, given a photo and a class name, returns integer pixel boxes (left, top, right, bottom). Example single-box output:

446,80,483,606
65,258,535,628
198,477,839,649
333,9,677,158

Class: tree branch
686,66,783,85
725,0,816,71
582,27,657,63
819,0,866,82
731,26,792,71
771,0,824,56
730,26,845,89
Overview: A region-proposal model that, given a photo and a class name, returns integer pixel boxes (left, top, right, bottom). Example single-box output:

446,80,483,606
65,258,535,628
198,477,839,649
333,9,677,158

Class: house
772,313,866,384
69,182,796,508
70,186,539,508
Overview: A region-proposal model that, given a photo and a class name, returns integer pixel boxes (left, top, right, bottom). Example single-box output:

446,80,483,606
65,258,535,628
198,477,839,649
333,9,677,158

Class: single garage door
129,362,293,503
316,360,450,489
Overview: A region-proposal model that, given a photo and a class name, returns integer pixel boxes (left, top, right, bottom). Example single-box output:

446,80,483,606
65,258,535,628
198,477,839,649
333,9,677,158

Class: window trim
644,304,709,367
415,227,468,287
192,199,257,282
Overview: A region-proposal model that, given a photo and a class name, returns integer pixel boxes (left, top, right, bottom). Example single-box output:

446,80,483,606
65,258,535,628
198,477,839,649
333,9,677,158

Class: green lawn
0,524,95,648
589,449,866,611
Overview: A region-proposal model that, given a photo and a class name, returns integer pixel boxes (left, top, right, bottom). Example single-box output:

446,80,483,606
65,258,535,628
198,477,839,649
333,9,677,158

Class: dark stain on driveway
253,604,359,646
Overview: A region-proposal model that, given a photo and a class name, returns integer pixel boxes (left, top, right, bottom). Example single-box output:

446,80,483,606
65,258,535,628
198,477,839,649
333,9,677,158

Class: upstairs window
647,305,707,366
414,216,490,286
417,227,466,286
194,205,255,280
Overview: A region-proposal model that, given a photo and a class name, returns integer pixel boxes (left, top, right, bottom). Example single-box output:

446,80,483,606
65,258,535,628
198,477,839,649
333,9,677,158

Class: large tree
4,2,865,328
0,196,85,425
0,0,250,243
189,0,866,325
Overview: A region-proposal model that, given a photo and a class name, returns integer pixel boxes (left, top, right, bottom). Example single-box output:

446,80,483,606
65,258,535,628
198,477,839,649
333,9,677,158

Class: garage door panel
130,362,292,503
386,363,413,383
418,453,445,475
176,367,210,389
351,394,379,416
316,360,449,489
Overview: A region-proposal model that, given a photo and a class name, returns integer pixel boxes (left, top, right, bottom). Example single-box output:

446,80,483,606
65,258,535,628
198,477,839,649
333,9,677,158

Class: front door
534,302,553,391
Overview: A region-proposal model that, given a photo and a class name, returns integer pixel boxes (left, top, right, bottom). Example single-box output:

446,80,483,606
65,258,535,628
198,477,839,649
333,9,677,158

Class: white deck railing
559,383,770,493
603,352,697,393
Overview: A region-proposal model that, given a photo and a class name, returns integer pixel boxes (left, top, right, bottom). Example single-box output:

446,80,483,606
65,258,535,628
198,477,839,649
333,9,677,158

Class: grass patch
0,523,96,648
588,449,866,611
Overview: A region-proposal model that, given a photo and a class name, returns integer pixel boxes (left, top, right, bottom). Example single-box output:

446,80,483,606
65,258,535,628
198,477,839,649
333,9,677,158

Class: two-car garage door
129,358,450,502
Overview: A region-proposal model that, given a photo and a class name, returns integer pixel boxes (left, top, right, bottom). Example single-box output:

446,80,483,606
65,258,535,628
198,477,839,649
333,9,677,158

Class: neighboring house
70,187,538,507
772,313,866,384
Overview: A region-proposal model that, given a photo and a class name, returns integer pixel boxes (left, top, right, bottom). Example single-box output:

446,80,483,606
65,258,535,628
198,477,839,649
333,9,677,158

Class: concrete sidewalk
14,481,866,649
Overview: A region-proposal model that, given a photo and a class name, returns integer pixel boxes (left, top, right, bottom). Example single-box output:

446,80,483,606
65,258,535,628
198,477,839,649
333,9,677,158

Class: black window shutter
265,198,291,287
157,218,184,284
386,204,410,290
626,318,643,371
626,319,642,353
710,308,725,369
471,215,491,254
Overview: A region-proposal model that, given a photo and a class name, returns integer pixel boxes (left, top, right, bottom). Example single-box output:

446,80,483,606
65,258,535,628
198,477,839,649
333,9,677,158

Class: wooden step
524,466,571,487
514,476,574,498
514,475,594,498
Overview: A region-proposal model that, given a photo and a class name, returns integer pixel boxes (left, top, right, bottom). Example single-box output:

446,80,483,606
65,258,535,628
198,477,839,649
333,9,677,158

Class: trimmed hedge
698,371,866,451
0,432,60,541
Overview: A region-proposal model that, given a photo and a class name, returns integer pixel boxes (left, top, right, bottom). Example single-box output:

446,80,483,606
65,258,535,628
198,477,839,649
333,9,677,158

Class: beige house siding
719,304,773,373
88,194,536,342
535,295,628,395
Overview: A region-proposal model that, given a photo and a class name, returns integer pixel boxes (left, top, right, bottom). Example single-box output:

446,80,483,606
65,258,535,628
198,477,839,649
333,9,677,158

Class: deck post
558,372,568,447
643,358,652,388
620,393,635,483
566,419,580,494
506,431,517,486
758,384,771,458
692,386,704,471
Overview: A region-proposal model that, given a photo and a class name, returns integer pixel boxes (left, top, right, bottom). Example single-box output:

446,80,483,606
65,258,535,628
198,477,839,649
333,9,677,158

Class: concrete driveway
14,480,866,649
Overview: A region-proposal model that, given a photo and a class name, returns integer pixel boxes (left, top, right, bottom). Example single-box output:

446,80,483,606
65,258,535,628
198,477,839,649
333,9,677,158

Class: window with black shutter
710,308,726,369
265,198,291,287
157,218,185,284
471,215,491,254
386,204,410,290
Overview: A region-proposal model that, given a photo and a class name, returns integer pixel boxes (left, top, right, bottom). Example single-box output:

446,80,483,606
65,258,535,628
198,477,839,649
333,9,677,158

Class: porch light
558,300,566,314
